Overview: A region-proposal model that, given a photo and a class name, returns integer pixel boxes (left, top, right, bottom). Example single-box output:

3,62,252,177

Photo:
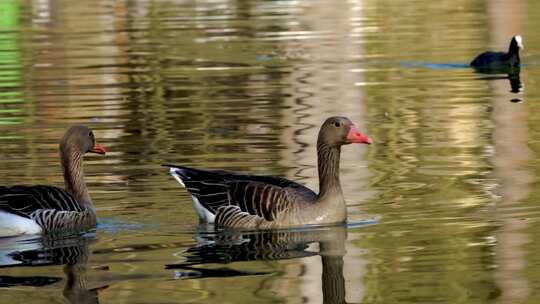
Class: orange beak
90,143,106,155
346,126,372,144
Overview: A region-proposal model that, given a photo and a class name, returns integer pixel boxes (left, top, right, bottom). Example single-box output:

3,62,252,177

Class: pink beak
90,143,106,155
346,125,372,144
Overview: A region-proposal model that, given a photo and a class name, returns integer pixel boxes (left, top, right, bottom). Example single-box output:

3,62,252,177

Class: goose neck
61,147,92,207
316,143,343,199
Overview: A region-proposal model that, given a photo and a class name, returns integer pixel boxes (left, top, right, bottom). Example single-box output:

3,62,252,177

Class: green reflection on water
2,0,540,303
0,0,23,126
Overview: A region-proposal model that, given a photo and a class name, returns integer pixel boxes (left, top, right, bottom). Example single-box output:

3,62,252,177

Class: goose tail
163,164,187,187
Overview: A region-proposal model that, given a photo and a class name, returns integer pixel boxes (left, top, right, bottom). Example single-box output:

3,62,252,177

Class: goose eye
334,122,341,127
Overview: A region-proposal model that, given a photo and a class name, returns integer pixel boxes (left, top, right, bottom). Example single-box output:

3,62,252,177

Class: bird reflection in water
507,71,524,104
508,71,522,94
0,233,108,304
472,66,523,102
167,224,354,304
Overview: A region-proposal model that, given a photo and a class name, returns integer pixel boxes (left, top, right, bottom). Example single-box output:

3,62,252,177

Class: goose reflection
167,225,354,304
0,233,107,304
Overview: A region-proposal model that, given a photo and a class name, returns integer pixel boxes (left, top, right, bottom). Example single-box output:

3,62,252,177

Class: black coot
471,35,523,70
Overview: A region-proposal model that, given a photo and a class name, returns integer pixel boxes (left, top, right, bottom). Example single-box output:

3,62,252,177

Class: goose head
60,125,106,156
318,116,371,148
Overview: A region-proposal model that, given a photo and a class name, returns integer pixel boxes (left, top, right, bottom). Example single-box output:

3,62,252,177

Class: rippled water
1,0,540,303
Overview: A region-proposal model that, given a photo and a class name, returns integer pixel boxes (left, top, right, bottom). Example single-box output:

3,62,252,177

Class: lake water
1,0,540,303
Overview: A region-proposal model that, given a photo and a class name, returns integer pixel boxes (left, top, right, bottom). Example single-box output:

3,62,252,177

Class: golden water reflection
1,0,540,303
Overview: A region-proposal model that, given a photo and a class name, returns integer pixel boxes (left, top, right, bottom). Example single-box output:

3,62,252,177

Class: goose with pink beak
165,116,372,229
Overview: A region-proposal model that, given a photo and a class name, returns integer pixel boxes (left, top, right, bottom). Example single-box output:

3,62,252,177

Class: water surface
1,0,540,303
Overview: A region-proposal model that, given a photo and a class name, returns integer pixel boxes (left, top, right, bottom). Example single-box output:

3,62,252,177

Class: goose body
0,126,105,237
471,35,523,71
168,166,320,228
166,116,371,229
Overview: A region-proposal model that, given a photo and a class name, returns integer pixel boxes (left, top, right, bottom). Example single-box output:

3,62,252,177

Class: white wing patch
169,167,216,223
0,211,42,237
191,195,215,223
169,168,185,187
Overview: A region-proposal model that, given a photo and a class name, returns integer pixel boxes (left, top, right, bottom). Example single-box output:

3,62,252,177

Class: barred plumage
0,125,105,237
165,116,372,229
167,166,314,229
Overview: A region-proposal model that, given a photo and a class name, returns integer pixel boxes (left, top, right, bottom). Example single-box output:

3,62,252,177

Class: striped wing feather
170,166,316,224
0,185,82,219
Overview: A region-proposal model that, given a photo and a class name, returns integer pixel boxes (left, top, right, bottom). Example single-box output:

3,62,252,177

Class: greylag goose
165,116,371,229
471,35,523,70
0,126,105,237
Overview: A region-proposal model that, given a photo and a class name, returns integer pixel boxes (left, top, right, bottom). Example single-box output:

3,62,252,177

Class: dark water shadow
0,233,108,304
167,224,366,304
399,61,470,70
473,69,523,92
399,61,523,98
473,67,523,102
0,274,61,287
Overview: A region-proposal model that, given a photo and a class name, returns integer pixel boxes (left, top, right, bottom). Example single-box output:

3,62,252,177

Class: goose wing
167,165,316,223
0,185,82,219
